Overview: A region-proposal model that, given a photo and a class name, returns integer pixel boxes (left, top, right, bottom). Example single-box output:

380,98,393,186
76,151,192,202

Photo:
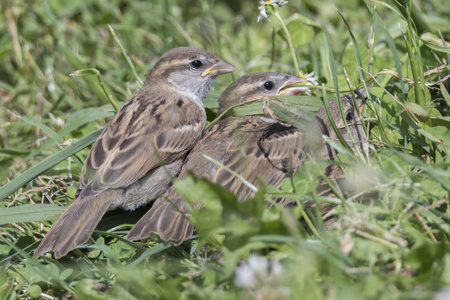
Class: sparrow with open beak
126,72,308,245
34,47,235,259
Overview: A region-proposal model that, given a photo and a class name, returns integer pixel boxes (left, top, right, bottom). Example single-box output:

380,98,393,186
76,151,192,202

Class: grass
1,0,449,299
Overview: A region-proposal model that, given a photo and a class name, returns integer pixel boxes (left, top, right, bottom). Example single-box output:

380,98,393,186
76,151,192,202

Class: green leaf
336,7,366,82
58,107,114,137
404,102,429,119
0,204,65,224
128,243,172,267
0,236,73,291
420,33,450,53
0,149,31,158
205,96,322,131
27,285,42,298
74,279,106,300
430,116,450,127
440,83,450,107
279,18,316,48
13,114,64,144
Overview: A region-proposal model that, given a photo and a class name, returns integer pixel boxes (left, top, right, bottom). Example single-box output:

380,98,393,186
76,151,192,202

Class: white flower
235,255,289,296
235,255,277,288
299,71,319,95
300,71,319,86
270,259,283,276
48,112,65,127
277,0,289,7
257,7,270,22
235,255,290,299
234,261,256,289
247,255,269,277
257,2,271,22
257,0,289,22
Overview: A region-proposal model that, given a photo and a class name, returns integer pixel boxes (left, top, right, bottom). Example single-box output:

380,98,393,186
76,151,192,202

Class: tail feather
126,197,167,240
127,197,193,246
34,190,120,259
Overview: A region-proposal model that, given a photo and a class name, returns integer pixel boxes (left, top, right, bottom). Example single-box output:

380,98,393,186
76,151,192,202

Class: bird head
217,72,307,115
143,47,235,100
306,88,368,160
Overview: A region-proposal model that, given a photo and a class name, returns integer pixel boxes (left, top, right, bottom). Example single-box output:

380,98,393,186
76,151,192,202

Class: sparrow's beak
277,75,309,96
359,101,365,114
356,87,368,114
201,59,236,77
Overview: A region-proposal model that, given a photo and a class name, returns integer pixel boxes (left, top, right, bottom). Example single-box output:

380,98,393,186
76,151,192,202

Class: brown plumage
34,47,235,259
303,88,370,224
127,72,308,245
305,87,368,163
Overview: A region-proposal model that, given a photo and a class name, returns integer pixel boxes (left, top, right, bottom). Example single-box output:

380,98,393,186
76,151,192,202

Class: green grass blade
108,24,144,87
335,8,365,82
0,129,103,201
58,108,114,137
205,96,321,131
0,204,64,224
129,243,172,267
13,114,64,144
322,32,355,154
0,236,74,292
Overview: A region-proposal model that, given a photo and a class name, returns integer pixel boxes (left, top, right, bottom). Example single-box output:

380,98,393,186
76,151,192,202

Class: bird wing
127,117,304,244
126,120,232,243
76,94,205,199
214,117,304,200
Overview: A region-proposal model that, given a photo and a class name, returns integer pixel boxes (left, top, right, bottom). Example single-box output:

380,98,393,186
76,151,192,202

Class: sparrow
303,88,369,225
34,47,235,259
126,72,308,245
305,87,368,165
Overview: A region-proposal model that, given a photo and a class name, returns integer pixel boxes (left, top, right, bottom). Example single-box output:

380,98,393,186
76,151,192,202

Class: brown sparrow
303,88,369,223
34,47,235,259
305,88,368,164
126,72,308,245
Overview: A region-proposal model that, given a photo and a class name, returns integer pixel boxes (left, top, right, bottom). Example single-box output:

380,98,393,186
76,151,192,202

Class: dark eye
190,60,203,69
263,81,275,90
345,111,353,121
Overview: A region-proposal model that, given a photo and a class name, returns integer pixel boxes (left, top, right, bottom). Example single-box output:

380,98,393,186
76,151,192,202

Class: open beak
277,75,310,96
201,59,236,77
356,88,367,114
359,102,365,114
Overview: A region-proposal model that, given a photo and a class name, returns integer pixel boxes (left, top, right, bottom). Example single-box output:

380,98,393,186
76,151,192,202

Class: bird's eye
263,81,275,90
190,60,203,69
345,111,353,121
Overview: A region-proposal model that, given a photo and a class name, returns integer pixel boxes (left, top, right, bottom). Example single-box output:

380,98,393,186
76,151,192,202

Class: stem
301,209,321,237
108,24,144,87
368,17,375,75
70,68,119,112
404,2,423,107
273,10,300,75
96,72,119,111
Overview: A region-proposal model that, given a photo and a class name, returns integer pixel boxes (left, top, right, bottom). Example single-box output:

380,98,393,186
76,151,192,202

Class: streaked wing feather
76,95,204,199
214,118,303,200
